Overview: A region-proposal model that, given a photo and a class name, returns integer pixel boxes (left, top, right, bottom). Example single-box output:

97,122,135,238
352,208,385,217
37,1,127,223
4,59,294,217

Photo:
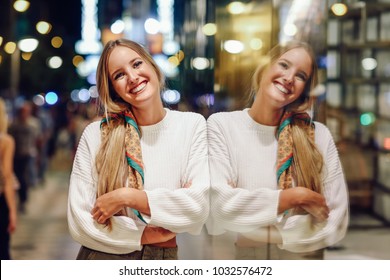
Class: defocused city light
177,50,185,62
196,93,214,107
153,54,178,78
331,3,348,16
36,21,52,34
192,57,210,70
362,58,377,71
70,89,80,102
21,52,32,61
144,18,161,35
13,0,30,12
45,91,59,105
384,138,390,150
168,56,180,67
111,19,125,34
32,94,45,106
47,56,63,69
162,89,181,104
75,0,102,55
202,23,217,36
283,23,298,36
76,55,100,77
227,2,246,14
51,36,63,48
0,36,3,46
78,88,91,103
87,72,96,84
18,38,39,52
163,41,180,55
4,42,17,54
250,38,263,50
223,40,244,54
72,55,84,67
360,112,376,126
89,85,99,98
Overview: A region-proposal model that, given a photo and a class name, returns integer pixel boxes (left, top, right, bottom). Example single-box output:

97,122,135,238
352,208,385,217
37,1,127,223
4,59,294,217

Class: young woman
67,39,209,260
0,98,17,260
207,41,349,259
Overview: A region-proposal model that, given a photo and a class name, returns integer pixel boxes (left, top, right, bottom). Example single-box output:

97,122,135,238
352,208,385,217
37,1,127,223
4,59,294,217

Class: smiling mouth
131,82,147,94
274,83,290,94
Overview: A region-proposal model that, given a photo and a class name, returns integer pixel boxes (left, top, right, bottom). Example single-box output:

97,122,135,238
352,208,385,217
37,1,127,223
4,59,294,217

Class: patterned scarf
276,111,315,190
100,109,147,223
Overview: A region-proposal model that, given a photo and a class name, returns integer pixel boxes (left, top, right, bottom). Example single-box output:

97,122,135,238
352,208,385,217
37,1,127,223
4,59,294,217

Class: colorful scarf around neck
276,111,315,190
100,109,147,223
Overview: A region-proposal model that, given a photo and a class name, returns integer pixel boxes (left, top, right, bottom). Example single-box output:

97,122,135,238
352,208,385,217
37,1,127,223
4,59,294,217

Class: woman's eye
296,73,307,82
279,62,288,69
134,61,143,68
114,73,124,80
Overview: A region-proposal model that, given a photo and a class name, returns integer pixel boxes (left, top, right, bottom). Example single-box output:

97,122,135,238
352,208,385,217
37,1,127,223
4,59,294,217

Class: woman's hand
141,225,176,246
279,187,329,222
91,188,129,224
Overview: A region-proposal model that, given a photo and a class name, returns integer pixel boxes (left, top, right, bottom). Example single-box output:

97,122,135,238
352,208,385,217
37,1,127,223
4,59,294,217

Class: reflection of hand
92,188,128,224
280,187,329,222
295,187,329,222
141,225,176,246
300,203,329,222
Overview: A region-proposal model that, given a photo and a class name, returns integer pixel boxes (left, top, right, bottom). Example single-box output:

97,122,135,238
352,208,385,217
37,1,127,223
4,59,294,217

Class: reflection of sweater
68,109,209,254
207,109,349,253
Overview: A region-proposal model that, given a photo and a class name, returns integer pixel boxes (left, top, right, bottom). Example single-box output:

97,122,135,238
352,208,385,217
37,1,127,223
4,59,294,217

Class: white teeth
275,83,289,94
131,82,146,94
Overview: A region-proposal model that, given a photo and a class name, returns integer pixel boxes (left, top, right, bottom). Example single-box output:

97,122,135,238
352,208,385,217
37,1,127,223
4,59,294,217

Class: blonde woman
207,41,349,259
67,39,209,260
0,98,17,260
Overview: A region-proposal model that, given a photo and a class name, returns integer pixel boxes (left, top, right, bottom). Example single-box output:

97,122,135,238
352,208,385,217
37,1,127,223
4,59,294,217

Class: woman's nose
127,69,139,83
283,70,294,84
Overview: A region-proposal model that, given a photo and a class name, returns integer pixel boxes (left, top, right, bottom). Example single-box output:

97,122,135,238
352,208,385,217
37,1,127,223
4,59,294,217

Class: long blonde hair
251,41,323,193
95,39,165,198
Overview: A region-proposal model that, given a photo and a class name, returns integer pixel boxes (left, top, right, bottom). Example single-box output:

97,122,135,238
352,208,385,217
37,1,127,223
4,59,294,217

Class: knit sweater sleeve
145,114,209,235
206,113,280,235
275,122,349,252
67,122,146,254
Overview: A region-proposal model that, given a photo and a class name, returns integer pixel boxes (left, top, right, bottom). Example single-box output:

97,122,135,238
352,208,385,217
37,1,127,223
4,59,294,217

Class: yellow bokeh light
168,56,180,67
51,36,63,48
36,21,52,34
177,50,185,62
72,55,84,67
331,3,348,16
21,52,33,61
4,42,17,54
13,0,30,12
227,2,246,14
202,23,217,36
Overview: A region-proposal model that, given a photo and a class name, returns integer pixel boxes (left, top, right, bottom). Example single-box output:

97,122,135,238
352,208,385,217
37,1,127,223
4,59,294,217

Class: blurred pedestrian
9,101,41,213
0,98,17,260
68,39,209,260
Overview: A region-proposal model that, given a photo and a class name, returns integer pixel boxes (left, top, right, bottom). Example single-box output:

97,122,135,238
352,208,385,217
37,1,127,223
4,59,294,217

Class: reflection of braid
100,109,147,225
276,111,316,191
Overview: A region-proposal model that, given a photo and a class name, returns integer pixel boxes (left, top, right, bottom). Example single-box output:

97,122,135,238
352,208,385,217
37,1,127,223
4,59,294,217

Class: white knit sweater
206,109,349,253
67,108,209,254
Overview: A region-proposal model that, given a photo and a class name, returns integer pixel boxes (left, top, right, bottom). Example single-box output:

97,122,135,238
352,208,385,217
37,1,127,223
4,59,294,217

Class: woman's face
258,47,312,110
108,46,160,109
